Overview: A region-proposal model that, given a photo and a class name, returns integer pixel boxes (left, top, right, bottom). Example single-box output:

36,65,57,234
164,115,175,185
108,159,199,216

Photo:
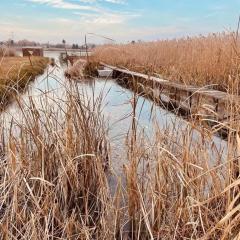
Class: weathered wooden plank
98,62,239,139
101,62,239,104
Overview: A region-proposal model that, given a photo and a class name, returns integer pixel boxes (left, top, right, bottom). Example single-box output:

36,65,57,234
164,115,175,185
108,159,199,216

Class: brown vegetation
0,56,48,109
122,126,240,239
0,79,240,240
0,85,111,239
65,59,86,79
0,43,239,239
93,32,240,92
0,76,239,239
65,59,99,79
0,47,16,57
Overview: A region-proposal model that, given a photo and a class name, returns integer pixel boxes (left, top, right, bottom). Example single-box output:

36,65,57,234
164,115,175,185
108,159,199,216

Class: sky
0,0,240,44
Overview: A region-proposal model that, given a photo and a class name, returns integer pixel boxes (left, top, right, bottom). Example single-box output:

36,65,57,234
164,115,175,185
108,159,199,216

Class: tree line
0,39,97,49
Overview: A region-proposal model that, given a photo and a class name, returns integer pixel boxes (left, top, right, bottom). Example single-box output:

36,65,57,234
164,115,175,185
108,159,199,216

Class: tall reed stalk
93,32,240,93
0,81,111,239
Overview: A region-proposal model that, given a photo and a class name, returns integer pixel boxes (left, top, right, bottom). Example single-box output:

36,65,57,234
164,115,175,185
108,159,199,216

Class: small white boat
98,68,113,78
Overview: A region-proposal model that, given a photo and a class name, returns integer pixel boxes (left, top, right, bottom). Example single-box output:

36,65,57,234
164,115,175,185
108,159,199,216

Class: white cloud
27,0,126,11
3,0,205,44
74,11,140,24
93,14,128,24
102,0,126,4
28,0,100,11
77,0,126,4
0,14,216,45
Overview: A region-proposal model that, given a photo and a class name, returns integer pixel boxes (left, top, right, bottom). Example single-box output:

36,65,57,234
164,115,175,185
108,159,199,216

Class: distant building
22,47,43,57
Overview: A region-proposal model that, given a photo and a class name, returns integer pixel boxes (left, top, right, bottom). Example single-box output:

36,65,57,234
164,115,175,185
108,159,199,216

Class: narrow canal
2,51,228,191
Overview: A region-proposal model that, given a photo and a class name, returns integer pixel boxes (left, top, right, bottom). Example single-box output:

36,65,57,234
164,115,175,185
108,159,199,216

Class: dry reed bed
0,47,16,57
0,82,112,239
65,57,99,79
93,32,240,93
122,126,239,239
0,63,239,239
65,59,87,79
0,56,49,110
111,85,240,239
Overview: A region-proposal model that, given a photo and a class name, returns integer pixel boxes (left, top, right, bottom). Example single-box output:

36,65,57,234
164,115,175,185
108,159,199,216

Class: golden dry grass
0,47,15,57
65,59,87,79
1,82,239,239
0,57,47,79
0,47,239,239
0,84,111,239
0,56,48,109
93,32,240,92
122,127,240,239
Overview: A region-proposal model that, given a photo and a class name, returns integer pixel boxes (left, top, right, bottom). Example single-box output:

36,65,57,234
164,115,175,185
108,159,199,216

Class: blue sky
0,0,240,44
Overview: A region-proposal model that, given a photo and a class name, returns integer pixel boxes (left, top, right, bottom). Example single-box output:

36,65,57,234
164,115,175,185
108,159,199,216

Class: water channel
2,51,228,192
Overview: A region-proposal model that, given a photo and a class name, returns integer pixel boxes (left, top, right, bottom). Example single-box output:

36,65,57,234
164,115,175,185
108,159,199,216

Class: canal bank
0,55,48,110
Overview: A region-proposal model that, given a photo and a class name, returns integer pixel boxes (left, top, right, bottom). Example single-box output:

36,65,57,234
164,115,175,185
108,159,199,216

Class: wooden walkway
101,63,239,135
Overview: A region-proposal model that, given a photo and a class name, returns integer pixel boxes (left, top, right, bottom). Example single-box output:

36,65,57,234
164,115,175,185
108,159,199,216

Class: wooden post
28,54,33,66
62,40,68,67
85,34,89,63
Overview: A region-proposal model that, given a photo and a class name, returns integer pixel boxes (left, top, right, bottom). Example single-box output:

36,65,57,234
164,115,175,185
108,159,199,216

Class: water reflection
1,51,228,191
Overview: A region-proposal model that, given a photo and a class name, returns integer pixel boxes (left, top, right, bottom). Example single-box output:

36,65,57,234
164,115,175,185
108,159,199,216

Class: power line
87,33,115,42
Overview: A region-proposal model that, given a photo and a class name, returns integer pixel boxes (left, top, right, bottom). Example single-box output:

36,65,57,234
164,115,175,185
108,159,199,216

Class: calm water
2,51,228,190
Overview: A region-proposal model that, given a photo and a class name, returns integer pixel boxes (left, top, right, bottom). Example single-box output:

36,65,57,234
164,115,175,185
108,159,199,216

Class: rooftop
22,46,43,49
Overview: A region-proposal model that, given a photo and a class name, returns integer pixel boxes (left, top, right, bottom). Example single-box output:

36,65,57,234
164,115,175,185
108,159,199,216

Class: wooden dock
101,63,239,137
